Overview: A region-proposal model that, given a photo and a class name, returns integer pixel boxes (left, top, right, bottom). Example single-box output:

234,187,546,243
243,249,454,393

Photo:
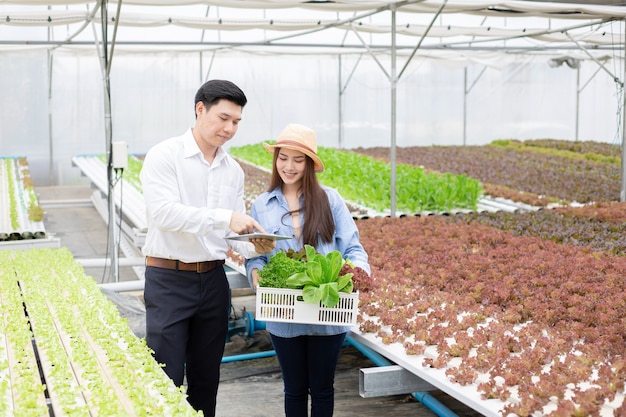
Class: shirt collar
267,187,284,203
183,129,201,159
268,186,282,198
182,128,226,162
267,187,303,208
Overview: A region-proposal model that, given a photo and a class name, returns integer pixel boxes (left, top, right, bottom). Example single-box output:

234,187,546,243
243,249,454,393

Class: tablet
225,233,293,242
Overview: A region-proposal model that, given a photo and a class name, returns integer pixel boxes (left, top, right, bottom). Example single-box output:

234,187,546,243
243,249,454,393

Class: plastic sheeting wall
0,49,621,186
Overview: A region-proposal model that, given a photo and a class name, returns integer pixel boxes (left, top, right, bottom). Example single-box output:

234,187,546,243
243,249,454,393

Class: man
140,79,274,416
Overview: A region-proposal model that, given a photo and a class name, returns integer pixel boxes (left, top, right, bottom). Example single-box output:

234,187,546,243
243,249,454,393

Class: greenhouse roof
2,1,625,201
1,1,624,56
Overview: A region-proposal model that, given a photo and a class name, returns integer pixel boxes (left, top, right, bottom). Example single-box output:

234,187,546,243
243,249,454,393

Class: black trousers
271,333,346,417
144,265,229,417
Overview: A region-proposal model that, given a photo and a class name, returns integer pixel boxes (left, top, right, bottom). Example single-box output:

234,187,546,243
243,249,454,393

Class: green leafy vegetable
257,250,307,288
258,245,356,307
285,245,354,308
228,144,483,212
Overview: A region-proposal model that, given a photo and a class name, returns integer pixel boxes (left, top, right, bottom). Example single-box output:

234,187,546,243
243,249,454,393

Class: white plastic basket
255,287,359,326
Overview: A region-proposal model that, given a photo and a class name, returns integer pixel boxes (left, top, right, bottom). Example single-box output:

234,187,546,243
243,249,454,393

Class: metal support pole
390,6,397,218
100,0,119,281
47,18,54,185
107,168,120,282
575,66,580,142
463,67,467,146
338,55,343,149
622,19,626,202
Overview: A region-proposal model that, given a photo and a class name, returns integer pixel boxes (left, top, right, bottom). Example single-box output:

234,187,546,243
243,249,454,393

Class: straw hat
263,123,324,172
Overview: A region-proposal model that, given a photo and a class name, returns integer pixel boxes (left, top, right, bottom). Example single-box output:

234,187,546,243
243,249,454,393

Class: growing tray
256,287,358,326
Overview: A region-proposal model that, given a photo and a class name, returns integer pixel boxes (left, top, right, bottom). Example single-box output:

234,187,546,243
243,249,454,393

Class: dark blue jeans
144,265,229,417
270,333,347,417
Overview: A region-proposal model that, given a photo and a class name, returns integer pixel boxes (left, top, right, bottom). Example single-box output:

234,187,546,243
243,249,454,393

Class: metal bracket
359,365,436,398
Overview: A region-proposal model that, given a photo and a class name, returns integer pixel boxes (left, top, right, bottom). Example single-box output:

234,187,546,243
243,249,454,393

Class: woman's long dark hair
268,149,335,247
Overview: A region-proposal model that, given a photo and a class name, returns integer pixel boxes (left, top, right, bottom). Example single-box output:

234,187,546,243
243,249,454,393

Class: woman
245,123,371,417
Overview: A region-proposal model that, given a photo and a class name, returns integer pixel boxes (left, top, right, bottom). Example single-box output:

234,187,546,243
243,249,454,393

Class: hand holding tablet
225,233,292,242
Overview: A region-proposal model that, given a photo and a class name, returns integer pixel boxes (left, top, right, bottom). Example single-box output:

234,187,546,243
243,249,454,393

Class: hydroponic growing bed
0,247,200,416
0,157,57,249
71,154,147,232
352,215,625,417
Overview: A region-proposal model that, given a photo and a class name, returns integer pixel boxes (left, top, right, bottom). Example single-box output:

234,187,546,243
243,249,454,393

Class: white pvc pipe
77,257,145,267
99,279,144,292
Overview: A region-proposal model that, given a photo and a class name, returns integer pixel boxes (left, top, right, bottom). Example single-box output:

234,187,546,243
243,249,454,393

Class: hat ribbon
275,139,317,155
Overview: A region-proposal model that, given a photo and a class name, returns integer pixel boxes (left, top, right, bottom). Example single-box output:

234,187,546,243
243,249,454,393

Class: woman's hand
249,237,276,254
251,269,261,289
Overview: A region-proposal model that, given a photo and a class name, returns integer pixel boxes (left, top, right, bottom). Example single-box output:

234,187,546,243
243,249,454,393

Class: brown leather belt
145,256,225,273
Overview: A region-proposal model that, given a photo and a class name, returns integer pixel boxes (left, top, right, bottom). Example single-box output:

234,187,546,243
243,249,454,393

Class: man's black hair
194,79,247,114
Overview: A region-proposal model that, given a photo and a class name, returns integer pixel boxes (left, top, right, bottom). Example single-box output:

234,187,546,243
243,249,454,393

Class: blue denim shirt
245,185,370,337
